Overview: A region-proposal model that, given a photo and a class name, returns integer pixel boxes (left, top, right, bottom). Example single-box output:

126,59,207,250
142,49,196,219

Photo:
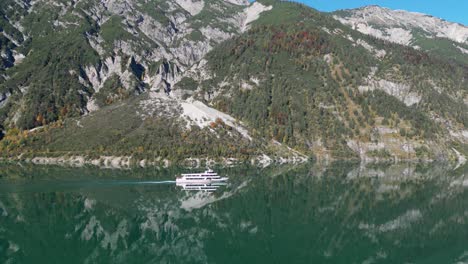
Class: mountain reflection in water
0,162,467,264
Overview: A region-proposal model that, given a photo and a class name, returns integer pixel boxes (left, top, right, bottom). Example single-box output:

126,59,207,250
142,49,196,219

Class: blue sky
296,0,468,25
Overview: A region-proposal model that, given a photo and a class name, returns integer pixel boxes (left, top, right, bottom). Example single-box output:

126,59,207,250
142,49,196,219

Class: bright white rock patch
456,45,468,54
359,79,421,106
12,51,25,65
0,92,10,108
341,22,413,46
452,148,467,169
334,6,468,45
359,209,422,233
223,0,249,5
449,130,468,144
181,99,252,140
241,2,272,32
385,27,413,46
355,38,386,58
175,0,205,16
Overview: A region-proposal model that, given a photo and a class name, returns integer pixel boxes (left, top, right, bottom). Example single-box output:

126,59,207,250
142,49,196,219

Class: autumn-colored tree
137,146,144,153
36,114,45,126
215,118,224,125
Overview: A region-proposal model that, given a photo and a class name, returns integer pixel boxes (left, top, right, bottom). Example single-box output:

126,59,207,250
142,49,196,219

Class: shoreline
0,152,462,170
0,154,310,169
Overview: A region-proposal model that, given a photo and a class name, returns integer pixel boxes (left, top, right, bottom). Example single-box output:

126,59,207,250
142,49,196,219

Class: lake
0,162,467,263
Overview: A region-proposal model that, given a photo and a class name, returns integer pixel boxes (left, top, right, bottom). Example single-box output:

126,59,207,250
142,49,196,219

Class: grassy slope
0,93,268,162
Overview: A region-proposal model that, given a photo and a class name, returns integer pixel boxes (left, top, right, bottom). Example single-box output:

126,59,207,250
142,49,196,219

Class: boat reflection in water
176,169,228,192
176,182,228,192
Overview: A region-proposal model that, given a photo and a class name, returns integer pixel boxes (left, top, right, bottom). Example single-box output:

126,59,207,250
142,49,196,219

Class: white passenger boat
176,169,228,184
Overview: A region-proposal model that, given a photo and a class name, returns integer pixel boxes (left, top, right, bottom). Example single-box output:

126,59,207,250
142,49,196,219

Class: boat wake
137,181,176,184
112,180,176,185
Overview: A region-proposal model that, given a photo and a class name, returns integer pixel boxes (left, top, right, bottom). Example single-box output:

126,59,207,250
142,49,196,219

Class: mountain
0,0,467,165
0,0,302,166
333,5,468,64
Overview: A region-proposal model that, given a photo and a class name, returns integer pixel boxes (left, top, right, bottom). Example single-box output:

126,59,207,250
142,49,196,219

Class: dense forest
197,1,467,159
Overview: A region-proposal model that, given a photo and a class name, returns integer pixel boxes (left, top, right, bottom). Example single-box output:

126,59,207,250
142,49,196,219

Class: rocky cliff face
333,5,468,64
0,0,273,129
334,6,468,44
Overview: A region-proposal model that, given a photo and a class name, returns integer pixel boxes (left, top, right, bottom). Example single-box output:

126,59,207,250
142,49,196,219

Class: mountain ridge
332,5,468,65
339,5,467,27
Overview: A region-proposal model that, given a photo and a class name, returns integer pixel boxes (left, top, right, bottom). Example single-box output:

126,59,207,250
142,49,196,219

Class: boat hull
175,177,228,184
176,179,211,184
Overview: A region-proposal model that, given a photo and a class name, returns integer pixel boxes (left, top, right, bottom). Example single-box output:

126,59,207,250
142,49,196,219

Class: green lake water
0,162,468,264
